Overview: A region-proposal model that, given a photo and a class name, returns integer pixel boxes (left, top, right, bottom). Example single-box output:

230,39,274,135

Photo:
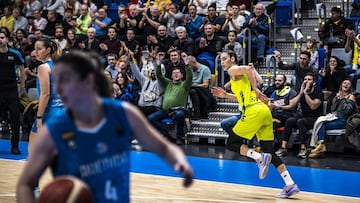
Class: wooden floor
1,159,359,203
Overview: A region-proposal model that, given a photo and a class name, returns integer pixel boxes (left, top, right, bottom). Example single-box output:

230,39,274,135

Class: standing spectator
0,6,15,33
0,30,25,154
139,5,161,38
318,7,353,53
275,73,324,158
237,3,269,64
184,4,203,41
90,7,111,42
109,4,128,40
119,28,140,60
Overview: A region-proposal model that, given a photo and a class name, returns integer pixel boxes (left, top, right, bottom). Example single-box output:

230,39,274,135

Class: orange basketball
37,176,95,203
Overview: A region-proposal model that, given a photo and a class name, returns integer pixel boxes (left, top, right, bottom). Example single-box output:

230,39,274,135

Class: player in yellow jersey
212,51,300,198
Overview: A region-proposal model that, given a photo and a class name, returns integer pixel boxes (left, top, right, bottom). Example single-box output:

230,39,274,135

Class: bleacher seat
275,1,292,26
331,48,352,65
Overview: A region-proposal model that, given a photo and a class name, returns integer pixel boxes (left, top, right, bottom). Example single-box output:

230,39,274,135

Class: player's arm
17,126,57,203
123,102,193,187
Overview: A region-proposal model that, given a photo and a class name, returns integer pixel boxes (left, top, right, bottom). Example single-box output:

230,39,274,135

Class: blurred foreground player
17,51,193,203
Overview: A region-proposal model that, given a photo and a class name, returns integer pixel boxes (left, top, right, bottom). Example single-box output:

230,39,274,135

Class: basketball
37,176,95,203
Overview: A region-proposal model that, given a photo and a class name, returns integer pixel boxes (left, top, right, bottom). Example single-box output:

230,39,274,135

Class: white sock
281,170,295,186
246,149,262,160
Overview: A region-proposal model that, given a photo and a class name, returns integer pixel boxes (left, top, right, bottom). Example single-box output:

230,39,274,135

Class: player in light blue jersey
17,51,194,203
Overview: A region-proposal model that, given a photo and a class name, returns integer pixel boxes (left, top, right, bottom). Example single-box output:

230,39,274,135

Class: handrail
238,27,252,64
215,54,221,87
318,3,326,30
266,55,277,88
293,29,302,62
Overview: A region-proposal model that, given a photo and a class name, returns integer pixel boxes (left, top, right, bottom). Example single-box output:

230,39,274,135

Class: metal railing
238,27,252,64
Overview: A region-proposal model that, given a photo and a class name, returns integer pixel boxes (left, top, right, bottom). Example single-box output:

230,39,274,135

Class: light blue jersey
47,98,132,203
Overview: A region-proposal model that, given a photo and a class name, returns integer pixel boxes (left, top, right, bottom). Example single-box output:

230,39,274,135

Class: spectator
147,25,175,55
24,50,40,91
54,27,67,49
318,7,353,53
275,73,324,158
187,0,208,16
61,7,77,35
268,74,298,128
105,53,118,81
119,28,140,60
139,5,161,38
89,8,111,42
109,4,128,40
45,0,66,17
63,28,80,53
33,9,47,31
130,57,164,116
172,26,195,56
13,28,33,57
276,50,318,92
23,0,41,18
144,0,171,13
200,4,226,39
165,50,186,79
237,3,269,64
223,30,243,63
43,9,61,37
301,38,319,70
345,24,360,86
319,56,347,100
148,59,192,144
222,4,245,33
115,70,138,104
209,0,228,14
78,27,100,53
160,3,184,37
188,56,216,119
13,8,28,32
127,4,145,45
0,6,15,33
100,27,121,56
309,79,357,158
75,4,92,40
184,4,203,41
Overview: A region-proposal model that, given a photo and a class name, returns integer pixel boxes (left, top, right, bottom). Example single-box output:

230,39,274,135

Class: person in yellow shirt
0,6,16,33
144,0,172,13
212,51,300,198
75,4,92,38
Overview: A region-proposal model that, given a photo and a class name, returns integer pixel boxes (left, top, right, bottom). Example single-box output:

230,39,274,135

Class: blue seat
275,1,292,26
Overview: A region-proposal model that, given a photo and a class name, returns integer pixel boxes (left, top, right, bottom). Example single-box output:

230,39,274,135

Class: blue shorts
31,107,63,133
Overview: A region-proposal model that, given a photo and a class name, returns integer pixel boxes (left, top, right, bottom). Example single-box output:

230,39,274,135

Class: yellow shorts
233,102,274,141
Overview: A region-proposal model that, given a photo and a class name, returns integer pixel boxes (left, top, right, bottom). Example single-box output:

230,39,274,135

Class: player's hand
212,87,227,98
254,88,267,103
174,159,194,187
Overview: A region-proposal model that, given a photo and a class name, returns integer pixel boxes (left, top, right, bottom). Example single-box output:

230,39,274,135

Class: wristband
36,116,42,119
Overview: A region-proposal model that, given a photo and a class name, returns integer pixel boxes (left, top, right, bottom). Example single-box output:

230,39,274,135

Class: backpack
345,114,360,149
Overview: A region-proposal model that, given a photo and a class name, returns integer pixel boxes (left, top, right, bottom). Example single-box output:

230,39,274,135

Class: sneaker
11,147,21,155
297,148,307,159
131,139,139,145
276,184,300,198
256,153,272,179
275,148,288,156
310,142,327,153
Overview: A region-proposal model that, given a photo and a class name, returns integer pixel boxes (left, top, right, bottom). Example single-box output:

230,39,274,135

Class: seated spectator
147,25,175,55
54,27,67,49
114,70,138,104
319,56,347,100
13,28,33,57
45,0,65,17
75,4,92,40
63,28,80,53
13,8,28,32
188,56,217,119
23,0,42,18
200,4,227,40
24,50,40,91
196,23,223,74
187,0,208,16
89,8,111,42
0,6,15,33
78,27,100,53
268,74,298,128
223,30,243,63
184,4,203,41
100,26,121,56
130,56,164,116
165,50,186,79
139,5,162,38
148,59,192,144
43,9,61,37
33,9,47,31
319,6,353,53
276,50,318,92
119,28,140,60
301,38,319,70
172,26,195,56
109,4,128,40
237,3,269,64
144,0,171,14
222,4,245,34
345,24,360,86
309,79,357,158
105,53,118,81
61,7,77,35
275,73,324,158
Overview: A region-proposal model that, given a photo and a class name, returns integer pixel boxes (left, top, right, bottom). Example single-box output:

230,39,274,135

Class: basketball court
0,139,359,203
